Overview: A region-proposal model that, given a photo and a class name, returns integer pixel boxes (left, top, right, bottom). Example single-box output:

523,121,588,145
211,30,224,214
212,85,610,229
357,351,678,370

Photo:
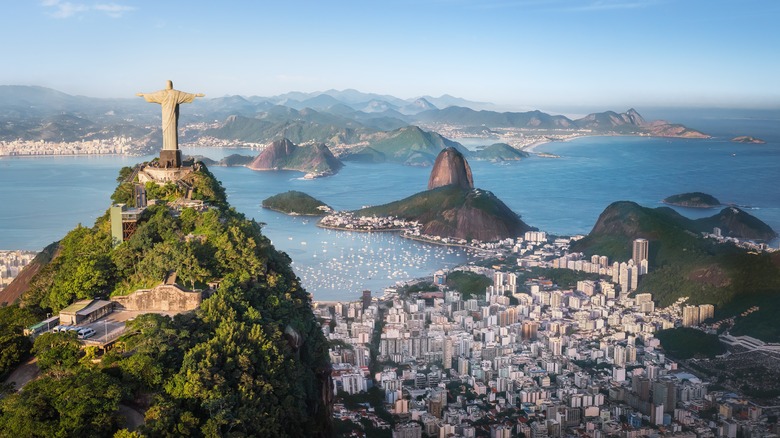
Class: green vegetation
4,162,331,436
111,163,228,211
206,113,366,146
446,271,492,299
655,327,726,359
0,366,125,436
473,143,530,161
344,125,468,165
358,185,531,242
262,191,330,216
663,192,721,208
0,306,37,379
218,153,254,166
397,281,438,298
523,268,600,290
572,201,780,341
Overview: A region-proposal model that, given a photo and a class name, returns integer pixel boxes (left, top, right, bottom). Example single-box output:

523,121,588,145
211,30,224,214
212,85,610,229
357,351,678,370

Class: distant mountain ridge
413,106,709,138
0,85,709,150
342,125,469,166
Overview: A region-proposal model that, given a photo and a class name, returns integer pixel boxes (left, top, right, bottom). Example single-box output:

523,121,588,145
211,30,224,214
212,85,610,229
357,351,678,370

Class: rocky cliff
428,147,474,190
248,138,343,175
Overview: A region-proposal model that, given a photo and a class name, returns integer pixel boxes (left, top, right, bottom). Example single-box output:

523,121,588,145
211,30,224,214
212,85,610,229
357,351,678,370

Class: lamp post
46,313,51,332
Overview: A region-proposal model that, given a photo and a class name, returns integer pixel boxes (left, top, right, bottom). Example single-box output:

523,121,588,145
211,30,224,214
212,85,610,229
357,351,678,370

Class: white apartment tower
632,238,649,274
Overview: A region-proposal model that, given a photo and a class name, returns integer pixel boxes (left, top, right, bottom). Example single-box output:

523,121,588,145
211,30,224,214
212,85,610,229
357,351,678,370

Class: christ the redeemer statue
137,80,204,168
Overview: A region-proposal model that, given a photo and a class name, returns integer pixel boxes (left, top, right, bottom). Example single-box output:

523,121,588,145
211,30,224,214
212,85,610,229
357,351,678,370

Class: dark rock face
0,242,59,306
249,138,297,170
418,189,532,242
428,147,474,190
248,138,342,175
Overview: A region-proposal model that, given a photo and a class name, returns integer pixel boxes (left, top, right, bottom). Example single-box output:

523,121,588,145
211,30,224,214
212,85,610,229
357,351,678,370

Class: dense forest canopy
0,163,331,437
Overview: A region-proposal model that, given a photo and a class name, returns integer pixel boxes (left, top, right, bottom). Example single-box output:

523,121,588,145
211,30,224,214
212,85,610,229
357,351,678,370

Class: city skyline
1,1,778,110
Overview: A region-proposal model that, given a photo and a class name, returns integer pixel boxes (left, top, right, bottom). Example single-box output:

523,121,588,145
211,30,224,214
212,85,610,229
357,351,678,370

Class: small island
731,136,766,144
473,143,530,161
262,191,332,216
188,154,255,167
663,192,721,209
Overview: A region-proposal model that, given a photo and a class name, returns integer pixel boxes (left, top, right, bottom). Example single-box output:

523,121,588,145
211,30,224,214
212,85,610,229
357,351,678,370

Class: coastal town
314,231,780,438
0,137,136,156
0,250,36,289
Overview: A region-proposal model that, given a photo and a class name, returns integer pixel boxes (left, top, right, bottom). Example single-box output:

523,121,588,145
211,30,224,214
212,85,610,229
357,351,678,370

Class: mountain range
0,86,708,151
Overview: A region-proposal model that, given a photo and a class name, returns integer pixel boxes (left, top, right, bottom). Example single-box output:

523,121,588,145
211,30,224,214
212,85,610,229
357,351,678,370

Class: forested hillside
0,163,332,437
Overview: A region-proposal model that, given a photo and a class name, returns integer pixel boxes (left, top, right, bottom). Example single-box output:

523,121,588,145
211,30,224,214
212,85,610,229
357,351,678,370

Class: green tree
178,243,209,290
41,226,115,311
32,332,84,372
0,306,38,377
0,369,123,437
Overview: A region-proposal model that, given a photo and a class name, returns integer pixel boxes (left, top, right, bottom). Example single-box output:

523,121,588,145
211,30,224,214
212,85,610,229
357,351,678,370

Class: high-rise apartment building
632,238,649,269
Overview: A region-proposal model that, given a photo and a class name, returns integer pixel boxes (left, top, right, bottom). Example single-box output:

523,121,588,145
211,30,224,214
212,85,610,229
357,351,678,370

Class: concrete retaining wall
112,284,202,312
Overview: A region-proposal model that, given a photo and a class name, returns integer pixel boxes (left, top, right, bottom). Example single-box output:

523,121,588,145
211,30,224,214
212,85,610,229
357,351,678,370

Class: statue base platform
138,166,193,184
160,150,182,168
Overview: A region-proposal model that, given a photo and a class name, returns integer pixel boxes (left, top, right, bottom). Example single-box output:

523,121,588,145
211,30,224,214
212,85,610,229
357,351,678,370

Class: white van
77,327,96,339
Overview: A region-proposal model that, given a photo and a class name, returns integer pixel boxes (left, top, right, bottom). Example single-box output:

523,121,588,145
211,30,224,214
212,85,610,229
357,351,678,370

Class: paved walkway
3,356,40,391
118,403,145,430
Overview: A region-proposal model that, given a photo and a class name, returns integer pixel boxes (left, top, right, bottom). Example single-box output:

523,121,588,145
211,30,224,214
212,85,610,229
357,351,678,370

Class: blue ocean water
1,113,778,300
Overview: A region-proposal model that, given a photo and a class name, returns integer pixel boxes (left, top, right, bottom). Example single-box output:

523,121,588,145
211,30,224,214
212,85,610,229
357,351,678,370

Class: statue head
166,80,173,90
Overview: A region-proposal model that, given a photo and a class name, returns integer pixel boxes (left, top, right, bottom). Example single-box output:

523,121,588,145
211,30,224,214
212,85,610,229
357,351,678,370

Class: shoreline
519,132,693,154
315,223,410,234
520,133,619,153
0,152,141,159
261,206,327,217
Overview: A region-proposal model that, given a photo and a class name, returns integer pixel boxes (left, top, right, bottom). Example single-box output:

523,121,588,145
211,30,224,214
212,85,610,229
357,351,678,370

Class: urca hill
0,162,332,437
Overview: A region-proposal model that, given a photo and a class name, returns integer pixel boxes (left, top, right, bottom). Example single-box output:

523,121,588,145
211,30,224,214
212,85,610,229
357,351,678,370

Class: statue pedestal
160,150,182,168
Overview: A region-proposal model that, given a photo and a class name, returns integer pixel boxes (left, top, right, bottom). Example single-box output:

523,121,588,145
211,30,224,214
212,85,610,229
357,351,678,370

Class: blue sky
2,0,778,109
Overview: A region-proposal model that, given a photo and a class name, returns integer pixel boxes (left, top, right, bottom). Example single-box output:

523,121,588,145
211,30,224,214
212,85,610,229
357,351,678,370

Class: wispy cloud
93,3,135,18
41,0,135,19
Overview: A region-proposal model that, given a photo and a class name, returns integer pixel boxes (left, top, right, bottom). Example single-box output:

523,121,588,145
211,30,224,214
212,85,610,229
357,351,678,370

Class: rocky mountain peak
427,147,474,190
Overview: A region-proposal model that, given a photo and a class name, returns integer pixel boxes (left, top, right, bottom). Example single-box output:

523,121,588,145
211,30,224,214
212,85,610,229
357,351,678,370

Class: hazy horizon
2,1,778,110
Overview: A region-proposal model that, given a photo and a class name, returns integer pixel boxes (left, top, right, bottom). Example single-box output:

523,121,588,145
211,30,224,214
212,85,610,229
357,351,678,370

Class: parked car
77,327,96,339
